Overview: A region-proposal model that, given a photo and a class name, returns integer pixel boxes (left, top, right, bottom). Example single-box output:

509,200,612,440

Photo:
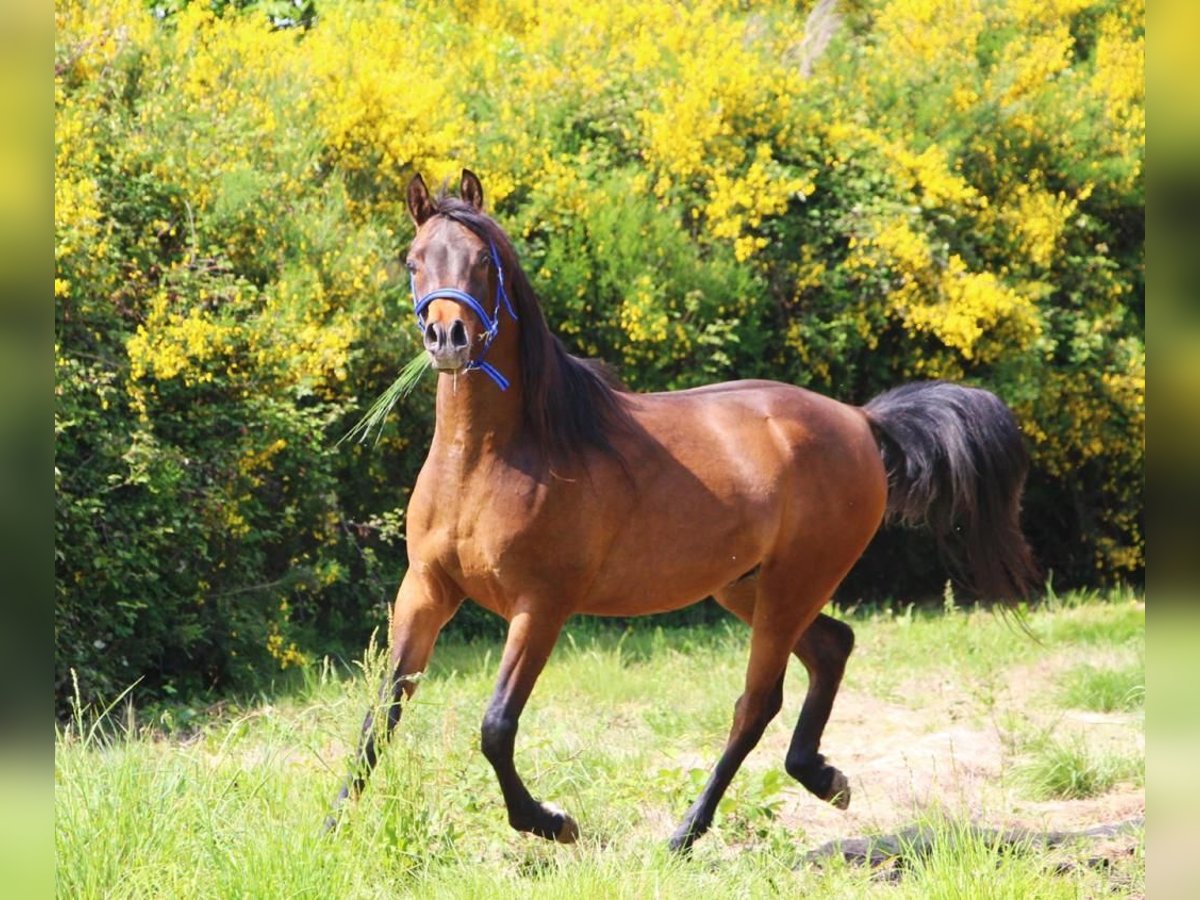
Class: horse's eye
405,260,416,274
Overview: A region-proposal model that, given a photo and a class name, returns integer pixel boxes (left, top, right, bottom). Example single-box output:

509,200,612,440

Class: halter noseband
411,238,518,391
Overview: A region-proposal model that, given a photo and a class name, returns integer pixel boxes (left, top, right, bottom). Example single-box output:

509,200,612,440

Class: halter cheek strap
411,239,518,391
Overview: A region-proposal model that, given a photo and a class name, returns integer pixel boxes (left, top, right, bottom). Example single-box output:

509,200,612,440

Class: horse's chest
415,475,593,613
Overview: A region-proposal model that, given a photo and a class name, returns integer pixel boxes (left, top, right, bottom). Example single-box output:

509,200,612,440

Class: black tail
863,381,1039,602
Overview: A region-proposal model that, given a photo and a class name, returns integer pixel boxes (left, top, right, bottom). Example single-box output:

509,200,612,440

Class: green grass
1057,659,1145,712
883,813,1143,900
1017,733,1145,801
56,590,1144,898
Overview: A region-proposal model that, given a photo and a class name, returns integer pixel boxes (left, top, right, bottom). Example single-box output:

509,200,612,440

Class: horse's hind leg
714,583,854,810
785,614,854,809
668,604,799,853
324,574,459,831
481,607,578,843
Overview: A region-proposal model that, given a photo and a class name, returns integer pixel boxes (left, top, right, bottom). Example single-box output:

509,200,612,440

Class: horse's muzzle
423,318,471,371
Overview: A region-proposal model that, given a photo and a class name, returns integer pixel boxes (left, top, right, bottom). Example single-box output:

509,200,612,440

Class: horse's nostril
424,322,440,349
449,319,468,349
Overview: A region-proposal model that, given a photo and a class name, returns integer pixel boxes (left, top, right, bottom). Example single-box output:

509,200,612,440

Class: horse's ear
460,169,484,210
407,174,435,226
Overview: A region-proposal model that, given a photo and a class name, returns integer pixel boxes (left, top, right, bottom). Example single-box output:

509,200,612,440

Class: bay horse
327,169,1037,851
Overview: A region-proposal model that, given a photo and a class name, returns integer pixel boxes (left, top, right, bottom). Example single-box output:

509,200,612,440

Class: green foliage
56,0,1143,709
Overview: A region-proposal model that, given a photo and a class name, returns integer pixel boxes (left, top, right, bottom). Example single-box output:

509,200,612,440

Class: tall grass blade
339,353,432,447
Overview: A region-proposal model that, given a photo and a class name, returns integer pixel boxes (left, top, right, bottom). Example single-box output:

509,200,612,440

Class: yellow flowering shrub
55,0,1143,708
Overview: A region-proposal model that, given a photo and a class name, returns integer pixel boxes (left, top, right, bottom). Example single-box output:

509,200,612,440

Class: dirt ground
754,683,1144,859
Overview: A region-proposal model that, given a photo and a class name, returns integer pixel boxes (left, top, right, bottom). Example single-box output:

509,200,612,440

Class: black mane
428,196,633,469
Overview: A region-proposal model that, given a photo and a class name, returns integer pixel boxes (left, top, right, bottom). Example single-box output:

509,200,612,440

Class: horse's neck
430,371,523,467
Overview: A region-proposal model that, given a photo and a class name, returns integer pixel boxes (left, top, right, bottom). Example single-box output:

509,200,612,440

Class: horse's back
627,380,885,526
629,379,880,475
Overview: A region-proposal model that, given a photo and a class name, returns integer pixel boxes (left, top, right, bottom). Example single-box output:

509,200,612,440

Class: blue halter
411,239,518,391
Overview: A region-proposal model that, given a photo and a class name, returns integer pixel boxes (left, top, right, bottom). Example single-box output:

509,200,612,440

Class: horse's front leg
481,608,578,843
325,571,460,830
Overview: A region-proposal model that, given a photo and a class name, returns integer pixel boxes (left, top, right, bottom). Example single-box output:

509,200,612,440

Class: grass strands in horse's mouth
340,352,431,446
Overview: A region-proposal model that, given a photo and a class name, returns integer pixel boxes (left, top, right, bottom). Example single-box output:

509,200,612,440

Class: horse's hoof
546,803,579,844
667,816,706,854
556,814,579,844
667,831,694,854
824,769,851,810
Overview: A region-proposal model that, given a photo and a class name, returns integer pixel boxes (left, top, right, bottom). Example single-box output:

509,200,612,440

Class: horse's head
405,170,516,389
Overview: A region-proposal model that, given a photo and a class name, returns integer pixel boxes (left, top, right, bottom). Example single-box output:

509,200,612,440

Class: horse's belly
575,510,767,616
576,574,738,617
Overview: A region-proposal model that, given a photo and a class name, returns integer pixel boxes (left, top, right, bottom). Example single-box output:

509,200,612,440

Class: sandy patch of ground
739,685,1144,850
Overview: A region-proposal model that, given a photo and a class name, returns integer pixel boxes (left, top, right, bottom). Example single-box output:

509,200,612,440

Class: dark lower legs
324,581,457,831
668,673,785,851
324,666,410,831
482,607,854,851
784,614,855,807
481,610,578,843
